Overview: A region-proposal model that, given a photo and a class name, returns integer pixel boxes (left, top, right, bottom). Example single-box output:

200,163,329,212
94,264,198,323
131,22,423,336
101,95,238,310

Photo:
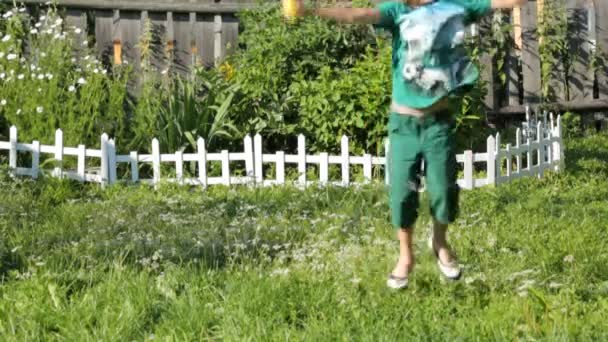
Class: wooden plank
148,11,169,72
594,0,608,99
65,8,87,55
506,11,521,106
120,10,142,90
214,14,223,66
95,10,114,65
221,13,239,60
195,13,215,68
520,2,541,104
567,0,593,101
172,12,192,74
5,0,258,13
479,15,498,111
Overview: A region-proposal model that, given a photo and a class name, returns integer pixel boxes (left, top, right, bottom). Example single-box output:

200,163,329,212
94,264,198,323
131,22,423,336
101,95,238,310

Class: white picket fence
0,115,564,190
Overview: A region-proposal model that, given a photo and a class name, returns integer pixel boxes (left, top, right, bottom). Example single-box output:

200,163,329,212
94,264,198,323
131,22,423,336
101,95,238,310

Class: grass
1,133,608,341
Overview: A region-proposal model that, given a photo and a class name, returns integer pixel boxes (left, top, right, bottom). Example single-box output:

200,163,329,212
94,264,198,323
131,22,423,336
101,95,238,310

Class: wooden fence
0,114,563,190
3,0,606,116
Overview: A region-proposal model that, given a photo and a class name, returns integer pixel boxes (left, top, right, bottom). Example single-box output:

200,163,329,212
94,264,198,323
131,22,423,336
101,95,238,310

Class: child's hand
282,0,307,18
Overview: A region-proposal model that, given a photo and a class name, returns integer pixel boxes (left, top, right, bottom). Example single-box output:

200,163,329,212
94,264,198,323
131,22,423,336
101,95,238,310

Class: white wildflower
40,15,46,21
0,73,5,79
20,57,25,63
37,74,44,80
41,52,46,57
2,34,11,42
35,23,42,28
74,28,82,34
16,109,21,115
46,73,53,80
0,52,4,58
77,77,86,85
36,106,43,113
55,18,63,26
17,74,24,80
19,7,26,13
102,69,107,75
71,58,76,63
161,69,168,75
2,11,13,19
30,28,38,35
83,56,90,61
93,68,99,74
82,40,88,46
68,85,76,92
0,99,6,106
563,255,574,263
351,277,361,285
38,88,42,93
7,53,17,60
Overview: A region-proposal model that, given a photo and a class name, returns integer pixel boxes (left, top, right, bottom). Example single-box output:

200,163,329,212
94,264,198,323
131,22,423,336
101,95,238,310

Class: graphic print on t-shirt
396,2,474,97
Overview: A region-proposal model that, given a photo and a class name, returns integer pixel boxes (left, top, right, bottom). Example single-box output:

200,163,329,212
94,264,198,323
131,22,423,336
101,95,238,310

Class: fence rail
0,115,564,190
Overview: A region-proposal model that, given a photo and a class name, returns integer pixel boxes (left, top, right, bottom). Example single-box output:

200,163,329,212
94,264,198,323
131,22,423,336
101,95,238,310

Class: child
292,0,527,289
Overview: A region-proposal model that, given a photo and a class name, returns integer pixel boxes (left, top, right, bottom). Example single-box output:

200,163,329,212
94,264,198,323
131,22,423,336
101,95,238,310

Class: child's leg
387,113,423,278
421,114,460,266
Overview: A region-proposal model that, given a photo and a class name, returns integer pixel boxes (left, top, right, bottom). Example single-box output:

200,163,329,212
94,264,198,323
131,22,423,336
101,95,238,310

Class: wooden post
214,14,222,66
221,150,230,186
506,10,521,106
463,150,474,189
77,144,86,182
486,136,496,186
32,141,40,180
9,126,17,172
130,151,139,182
175,150,184,185
244,135,254,184
197,137,207,188
320,152,329,185
363,154,372,184
54,129,63,179
341,135,350,186
101,133,109,187
298,134,306,187
108,139,117,184
254,134,263,185
152,138,161,188
276,151,285,185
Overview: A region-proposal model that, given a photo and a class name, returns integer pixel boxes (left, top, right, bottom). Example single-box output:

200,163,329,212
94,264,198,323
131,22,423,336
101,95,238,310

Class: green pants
387,111,460,229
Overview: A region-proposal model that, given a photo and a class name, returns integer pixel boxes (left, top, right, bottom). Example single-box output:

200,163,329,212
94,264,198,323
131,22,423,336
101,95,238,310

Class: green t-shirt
375,0,492,109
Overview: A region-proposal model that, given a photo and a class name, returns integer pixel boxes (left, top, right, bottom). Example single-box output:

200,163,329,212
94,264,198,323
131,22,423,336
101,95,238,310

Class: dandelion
36,106,43,113
17,74,24,80
7,54,17,60
0,73,5,79
93,68,99,74
68,85,76,92
2,35,11,42
0,99,6,106
37,74,44,80
77,77,86,85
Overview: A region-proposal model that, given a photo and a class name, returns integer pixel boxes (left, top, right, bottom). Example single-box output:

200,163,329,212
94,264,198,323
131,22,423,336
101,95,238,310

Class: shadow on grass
564,134,608,176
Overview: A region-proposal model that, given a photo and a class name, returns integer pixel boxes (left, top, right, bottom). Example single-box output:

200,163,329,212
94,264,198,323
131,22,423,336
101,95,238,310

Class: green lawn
1,134,608,341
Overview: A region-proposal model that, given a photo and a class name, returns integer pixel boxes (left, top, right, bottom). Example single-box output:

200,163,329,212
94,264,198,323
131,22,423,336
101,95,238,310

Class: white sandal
429,228,462,280
386,274,409,289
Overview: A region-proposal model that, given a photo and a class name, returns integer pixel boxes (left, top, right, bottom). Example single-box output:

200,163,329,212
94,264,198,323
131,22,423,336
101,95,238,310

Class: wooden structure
2,0,608,117
483,0,608,118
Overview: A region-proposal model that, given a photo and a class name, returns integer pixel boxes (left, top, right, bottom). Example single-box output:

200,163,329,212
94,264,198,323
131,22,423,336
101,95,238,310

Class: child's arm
291,0,382,24
491,0,528,9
